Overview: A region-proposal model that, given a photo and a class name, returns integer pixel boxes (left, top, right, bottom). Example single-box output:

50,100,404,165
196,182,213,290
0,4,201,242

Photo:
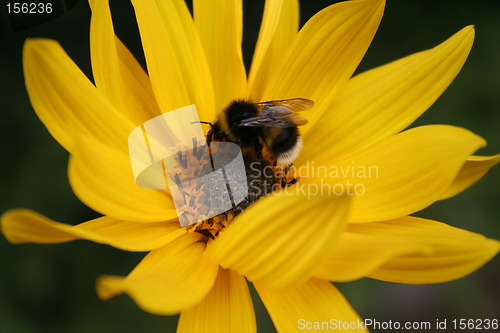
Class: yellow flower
1,0,499,332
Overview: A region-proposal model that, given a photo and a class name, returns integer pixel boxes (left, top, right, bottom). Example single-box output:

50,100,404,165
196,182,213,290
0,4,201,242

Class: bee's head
220,100,261,146
224,100,258,124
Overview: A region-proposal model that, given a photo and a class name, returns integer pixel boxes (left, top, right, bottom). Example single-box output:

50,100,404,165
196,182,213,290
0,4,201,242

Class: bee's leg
257,150,263,160
280,163,291,185
281,177,286,188
206,129,213,144
254,140,264,160
283,164,298,187
205,130,215,171
197,229,215,240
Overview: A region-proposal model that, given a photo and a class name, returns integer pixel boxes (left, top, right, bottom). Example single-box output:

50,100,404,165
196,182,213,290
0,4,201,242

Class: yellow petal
247,0,299,101
300,26,475,163
256,278,367,333
23,39,135,153
131,0,215,120
193,0,247,112
1,209,183,252
178,269,256,333
440,154,500,200
96,275,125,300
307,125,485,222
204,189,352,289
69,134,177,222
262,0,384,129
313,232,424,282
89,0,161,125
98,233,219,315
348,216,500,284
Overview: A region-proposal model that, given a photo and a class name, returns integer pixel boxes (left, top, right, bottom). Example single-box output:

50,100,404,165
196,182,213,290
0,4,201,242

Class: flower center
173,138,298,239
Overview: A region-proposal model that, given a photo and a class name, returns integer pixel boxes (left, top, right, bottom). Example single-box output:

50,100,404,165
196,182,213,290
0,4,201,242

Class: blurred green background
0,0,498,332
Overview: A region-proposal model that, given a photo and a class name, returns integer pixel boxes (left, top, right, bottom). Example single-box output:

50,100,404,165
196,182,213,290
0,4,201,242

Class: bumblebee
185,98,313,230
206,98,313,166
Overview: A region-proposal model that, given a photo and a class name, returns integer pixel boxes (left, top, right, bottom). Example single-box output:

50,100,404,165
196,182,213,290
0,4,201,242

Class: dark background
0,0,498,332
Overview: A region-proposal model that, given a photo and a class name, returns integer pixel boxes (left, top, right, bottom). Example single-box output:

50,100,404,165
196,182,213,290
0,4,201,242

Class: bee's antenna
192,121,214,127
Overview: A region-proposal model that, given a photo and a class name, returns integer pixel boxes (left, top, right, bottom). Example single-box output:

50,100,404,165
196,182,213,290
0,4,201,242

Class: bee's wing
238,98,313,128
286,113,308,126
239,105,308,128
255,98,314,112
238,117,298,128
